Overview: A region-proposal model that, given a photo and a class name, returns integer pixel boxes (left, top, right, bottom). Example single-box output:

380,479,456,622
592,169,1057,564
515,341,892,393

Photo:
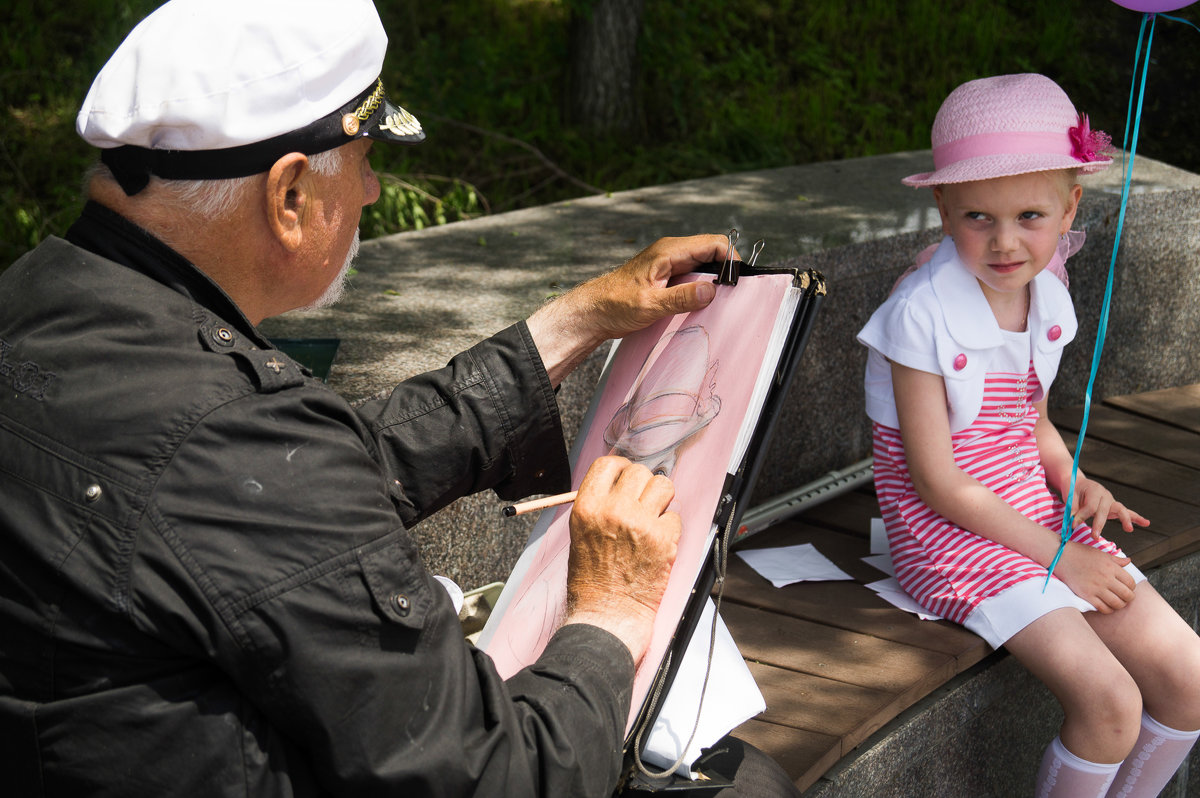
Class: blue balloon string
1043,13,1156,588
1158,12,1200,33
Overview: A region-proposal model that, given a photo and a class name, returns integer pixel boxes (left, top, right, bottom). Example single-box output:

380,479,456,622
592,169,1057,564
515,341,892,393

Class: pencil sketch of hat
603,325,721,477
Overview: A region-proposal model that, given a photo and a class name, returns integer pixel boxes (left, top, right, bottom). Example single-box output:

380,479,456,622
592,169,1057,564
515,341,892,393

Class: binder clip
715,228,765,287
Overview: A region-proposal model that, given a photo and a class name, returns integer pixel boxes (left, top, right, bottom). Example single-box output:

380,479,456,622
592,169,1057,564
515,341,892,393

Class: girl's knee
1100,679,1143,730
1072,673,1143,752
1143,646,1200,731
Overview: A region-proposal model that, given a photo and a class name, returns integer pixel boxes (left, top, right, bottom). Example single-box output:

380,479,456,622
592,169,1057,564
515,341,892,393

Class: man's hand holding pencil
557,456,681,665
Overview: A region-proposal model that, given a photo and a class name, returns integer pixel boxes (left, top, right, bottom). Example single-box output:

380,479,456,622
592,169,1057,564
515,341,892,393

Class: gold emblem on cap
342,79,387,137
380,108,423,137
353,80,386,122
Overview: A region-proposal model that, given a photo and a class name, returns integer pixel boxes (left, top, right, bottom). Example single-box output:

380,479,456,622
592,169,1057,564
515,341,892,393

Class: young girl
858,73,1200,797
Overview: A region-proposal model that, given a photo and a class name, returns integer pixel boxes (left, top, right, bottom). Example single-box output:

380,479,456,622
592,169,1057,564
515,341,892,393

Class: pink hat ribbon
934,113,1112,170
934,130,1071,169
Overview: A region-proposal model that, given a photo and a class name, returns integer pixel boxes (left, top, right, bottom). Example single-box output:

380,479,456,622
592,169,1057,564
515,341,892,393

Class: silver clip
717,228,741,285
747,239,766,269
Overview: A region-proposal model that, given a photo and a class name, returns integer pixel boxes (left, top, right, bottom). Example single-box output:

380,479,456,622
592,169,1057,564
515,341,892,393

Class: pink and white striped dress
872,335,1128,633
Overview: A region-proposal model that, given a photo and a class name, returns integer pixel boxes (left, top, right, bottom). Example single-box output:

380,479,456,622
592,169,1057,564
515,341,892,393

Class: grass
2,0,1198,269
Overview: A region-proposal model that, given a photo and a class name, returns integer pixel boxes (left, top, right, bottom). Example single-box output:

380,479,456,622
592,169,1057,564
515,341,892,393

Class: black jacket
0,202,633,797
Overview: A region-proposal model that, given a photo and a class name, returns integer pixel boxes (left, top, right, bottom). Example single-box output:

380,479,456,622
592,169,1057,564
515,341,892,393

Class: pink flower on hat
1069,113,1113,165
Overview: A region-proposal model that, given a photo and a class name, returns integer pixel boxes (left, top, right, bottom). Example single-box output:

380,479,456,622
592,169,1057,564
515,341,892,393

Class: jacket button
953,353,967,371
1047,325,1062,342
390,593,411,616
212,327,235,347
84,484,103,502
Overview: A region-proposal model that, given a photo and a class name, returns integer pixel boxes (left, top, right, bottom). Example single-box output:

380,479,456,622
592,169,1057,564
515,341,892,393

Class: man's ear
266,152,311,252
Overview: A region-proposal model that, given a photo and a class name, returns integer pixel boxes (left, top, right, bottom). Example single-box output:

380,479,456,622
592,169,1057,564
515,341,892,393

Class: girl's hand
1054,541,1136,613
1067,475,1150,540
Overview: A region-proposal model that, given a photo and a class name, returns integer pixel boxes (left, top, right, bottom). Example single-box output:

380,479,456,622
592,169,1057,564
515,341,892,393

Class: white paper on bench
640,597,766,778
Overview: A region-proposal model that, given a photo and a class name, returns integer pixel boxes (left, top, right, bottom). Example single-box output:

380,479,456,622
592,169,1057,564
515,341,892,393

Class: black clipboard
619,249,824,791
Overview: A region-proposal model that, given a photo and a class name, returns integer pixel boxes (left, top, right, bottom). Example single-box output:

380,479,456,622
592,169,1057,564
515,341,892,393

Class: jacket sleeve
144,381,634,797
354,321,572,526
857,292,942,429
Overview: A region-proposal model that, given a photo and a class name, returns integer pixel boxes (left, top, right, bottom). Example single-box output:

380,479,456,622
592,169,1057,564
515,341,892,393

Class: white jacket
857,236,1077,433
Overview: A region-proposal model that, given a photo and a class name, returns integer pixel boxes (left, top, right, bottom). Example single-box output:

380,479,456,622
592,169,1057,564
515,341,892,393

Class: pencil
502,490,578,518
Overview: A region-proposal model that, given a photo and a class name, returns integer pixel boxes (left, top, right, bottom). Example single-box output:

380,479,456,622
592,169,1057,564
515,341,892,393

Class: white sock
1036,736,1120,798
1106,712,1200,798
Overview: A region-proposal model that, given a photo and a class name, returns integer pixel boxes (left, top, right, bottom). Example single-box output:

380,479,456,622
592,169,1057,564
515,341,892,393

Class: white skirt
962,562,1146,649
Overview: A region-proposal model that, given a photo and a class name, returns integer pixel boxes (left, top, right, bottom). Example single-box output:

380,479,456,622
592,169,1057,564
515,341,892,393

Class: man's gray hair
86,146,348,221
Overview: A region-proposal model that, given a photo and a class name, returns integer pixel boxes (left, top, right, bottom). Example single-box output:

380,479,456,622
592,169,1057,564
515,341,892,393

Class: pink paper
483,272,794,733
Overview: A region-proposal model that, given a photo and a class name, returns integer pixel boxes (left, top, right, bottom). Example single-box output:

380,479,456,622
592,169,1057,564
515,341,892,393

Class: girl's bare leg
1005,607,1142,764
1086,582,1200,797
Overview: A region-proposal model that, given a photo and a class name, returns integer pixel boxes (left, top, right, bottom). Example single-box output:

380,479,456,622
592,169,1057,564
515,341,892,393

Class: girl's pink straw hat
903,73,1113,187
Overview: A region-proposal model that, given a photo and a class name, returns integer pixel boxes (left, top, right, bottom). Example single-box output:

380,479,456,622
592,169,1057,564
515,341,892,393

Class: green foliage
1,0,165,266
2,0,1198,270
361,173,483,238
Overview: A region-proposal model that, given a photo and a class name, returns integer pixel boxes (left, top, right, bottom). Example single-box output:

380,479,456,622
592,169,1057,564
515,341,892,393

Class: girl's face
933,171,1082,303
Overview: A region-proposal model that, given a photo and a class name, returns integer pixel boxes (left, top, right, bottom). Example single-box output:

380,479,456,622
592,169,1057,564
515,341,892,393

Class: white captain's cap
77,0,424,195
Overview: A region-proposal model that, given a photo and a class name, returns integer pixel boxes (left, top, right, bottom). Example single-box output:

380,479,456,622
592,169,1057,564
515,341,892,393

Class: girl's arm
891,362,1134,612
1032,399,1076,494
1032,397,1149,540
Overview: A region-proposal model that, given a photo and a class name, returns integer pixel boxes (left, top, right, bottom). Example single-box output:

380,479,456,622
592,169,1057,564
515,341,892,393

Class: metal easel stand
732,457,874,545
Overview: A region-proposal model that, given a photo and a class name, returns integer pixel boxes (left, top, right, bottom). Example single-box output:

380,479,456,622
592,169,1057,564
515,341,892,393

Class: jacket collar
66,201,270,347
927,236,1075,350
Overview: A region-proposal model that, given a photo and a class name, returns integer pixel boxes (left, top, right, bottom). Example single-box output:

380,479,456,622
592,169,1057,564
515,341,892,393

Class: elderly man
0,1,799,796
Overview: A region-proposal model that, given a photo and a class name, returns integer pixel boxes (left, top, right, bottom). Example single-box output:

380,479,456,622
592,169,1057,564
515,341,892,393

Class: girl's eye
1019,211,1043,221
965,211,988,222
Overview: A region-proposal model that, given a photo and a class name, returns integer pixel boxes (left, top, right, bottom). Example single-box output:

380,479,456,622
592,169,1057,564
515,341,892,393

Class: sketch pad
478,260,824,785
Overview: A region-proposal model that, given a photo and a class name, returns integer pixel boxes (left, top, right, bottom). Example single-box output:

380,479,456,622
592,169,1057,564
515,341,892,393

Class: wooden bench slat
1126,526,1200,571
725,527,988,662
1050,404,1200,470
744,660,896,738
1104,383,1200,434
723,602,956,695
724,569,989,665
1057,429,1200,508
730,717,840,792
744,654,971,763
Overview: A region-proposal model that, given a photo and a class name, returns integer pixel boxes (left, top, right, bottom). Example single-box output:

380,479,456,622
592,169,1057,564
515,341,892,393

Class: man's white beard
302,229,360,311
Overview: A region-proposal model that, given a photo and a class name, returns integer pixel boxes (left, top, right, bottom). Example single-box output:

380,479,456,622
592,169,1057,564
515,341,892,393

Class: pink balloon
1110,0,1198,10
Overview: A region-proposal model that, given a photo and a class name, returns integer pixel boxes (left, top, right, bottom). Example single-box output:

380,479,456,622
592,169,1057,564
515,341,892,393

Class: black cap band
101,79,424,195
